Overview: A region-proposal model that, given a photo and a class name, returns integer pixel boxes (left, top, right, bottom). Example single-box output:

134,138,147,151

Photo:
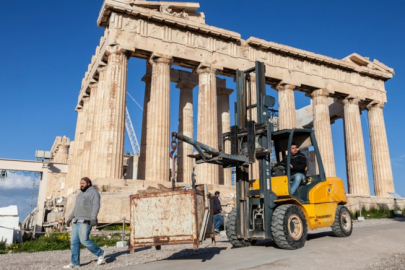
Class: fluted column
137,64,152,180
66,107,85,194
276,83,297,129
311,89,336,177
176,82,195,183
88,67,107,179
367,102,395,196
95,47,129,179
144,56,172,181
217,87,233,185
341,97,370,195
81,84,97,178
74,96,90,182
196,66,218,185
247,74,260,181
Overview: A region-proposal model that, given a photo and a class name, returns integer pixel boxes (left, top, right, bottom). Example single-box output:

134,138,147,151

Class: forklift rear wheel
271,204,307,250
332,205,353,237
225,208,254,248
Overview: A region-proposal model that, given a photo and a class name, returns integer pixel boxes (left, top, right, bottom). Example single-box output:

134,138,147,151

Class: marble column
367,102,395,196
94,47,129,179
311,89,336,177
217,87,233,185
276,83,297,130
247,74,260,181
341,97,370,195
137,64,152,180
74,96,90,182
81,84,97,178
66,106,85,194
176,81,195,183
144,56,172,181
88,66,107,179
196,66,218,185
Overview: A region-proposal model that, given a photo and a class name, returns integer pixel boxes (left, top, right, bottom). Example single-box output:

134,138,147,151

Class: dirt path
0,218,404,270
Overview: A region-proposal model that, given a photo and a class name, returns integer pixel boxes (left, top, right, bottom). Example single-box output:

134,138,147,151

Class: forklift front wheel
225,208,254,248
331,205,353,237
271,204,307,250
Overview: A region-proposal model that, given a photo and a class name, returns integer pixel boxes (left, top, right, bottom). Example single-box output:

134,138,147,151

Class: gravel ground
0,218,403,270
366,253,405,270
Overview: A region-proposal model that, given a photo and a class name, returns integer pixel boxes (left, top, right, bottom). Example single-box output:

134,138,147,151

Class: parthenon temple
40,0,397,223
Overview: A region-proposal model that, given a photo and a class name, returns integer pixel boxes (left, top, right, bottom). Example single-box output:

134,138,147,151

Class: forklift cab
271,129,326,202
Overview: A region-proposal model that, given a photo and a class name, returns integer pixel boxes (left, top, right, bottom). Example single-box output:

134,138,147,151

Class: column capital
177,70,199,86
88,84,98,97
274,83,296,92
217,88,233,96
310,88,331,98
339,97,361,106
106,45,131,58
149,55,173,66
176,81,197,90
366,101,385,110
196,65,217,75
82,95,90,103
89,83,98,90
96,65,107,73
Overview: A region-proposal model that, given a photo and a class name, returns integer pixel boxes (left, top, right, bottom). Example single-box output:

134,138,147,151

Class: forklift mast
172,61,279,240
233,61,277,240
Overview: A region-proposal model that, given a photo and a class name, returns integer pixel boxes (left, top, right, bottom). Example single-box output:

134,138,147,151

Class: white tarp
0,205,20,245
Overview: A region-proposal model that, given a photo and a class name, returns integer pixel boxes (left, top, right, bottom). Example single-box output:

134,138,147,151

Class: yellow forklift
173,61,352,249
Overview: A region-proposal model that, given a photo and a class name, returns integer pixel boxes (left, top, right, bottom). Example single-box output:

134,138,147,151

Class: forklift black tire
271,204,307,250
331,205,353,237
225,208,252,248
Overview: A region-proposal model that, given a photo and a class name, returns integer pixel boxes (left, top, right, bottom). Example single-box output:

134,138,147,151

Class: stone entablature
76,0,393,110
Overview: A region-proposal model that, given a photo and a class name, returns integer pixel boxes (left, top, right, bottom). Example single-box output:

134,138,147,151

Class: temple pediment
343,53,395,75
102,0,205,24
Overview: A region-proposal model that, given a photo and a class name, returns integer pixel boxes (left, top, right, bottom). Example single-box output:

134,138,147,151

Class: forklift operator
283,143,307,194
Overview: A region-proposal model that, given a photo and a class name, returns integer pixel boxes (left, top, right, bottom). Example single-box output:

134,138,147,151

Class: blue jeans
70,222,103,266
214,214,223,231
290,173,306,194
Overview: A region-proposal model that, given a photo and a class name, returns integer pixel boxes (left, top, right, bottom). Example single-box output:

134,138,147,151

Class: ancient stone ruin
43,0,396,224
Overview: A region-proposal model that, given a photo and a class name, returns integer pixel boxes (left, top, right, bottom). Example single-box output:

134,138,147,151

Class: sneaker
97,250,105,265
215,230,220,235
63,264,80,269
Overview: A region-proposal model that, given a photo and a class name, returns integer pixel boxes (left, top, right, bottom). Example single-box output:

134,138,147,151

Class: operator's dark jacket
212,196,222,215
283,151,307,175
68,186,100,221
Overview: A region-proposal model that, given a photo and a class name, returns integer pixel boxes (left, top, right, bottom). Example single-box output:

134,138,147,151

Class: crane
125,106,140,156
125,92,143,156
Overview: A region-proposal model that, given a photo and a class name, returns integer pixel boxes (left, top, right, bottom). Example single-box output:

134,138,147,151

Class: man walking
63,177,105,268
212,191,222,234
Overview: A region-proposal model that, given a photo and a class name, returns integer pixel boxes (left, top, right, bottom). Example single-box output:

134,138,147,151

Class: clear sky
1,0,404,221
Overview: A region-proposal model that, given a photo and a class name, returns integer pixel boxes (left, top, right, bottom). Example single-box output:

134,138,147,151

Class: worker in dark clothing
212,191,222,234
283,143,307,194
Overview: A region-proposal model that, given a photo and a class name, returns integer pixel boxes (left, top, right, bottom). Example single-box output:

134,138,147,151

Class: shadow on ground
158,247,228,262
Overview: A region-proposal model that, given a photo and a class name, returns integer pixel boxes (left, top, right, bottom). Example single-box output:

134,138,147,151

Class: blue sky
1,0,404,221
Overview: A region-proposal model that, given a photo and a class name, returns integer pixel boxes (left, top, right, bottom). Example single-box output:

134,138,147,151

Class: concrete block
116,241,128,248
